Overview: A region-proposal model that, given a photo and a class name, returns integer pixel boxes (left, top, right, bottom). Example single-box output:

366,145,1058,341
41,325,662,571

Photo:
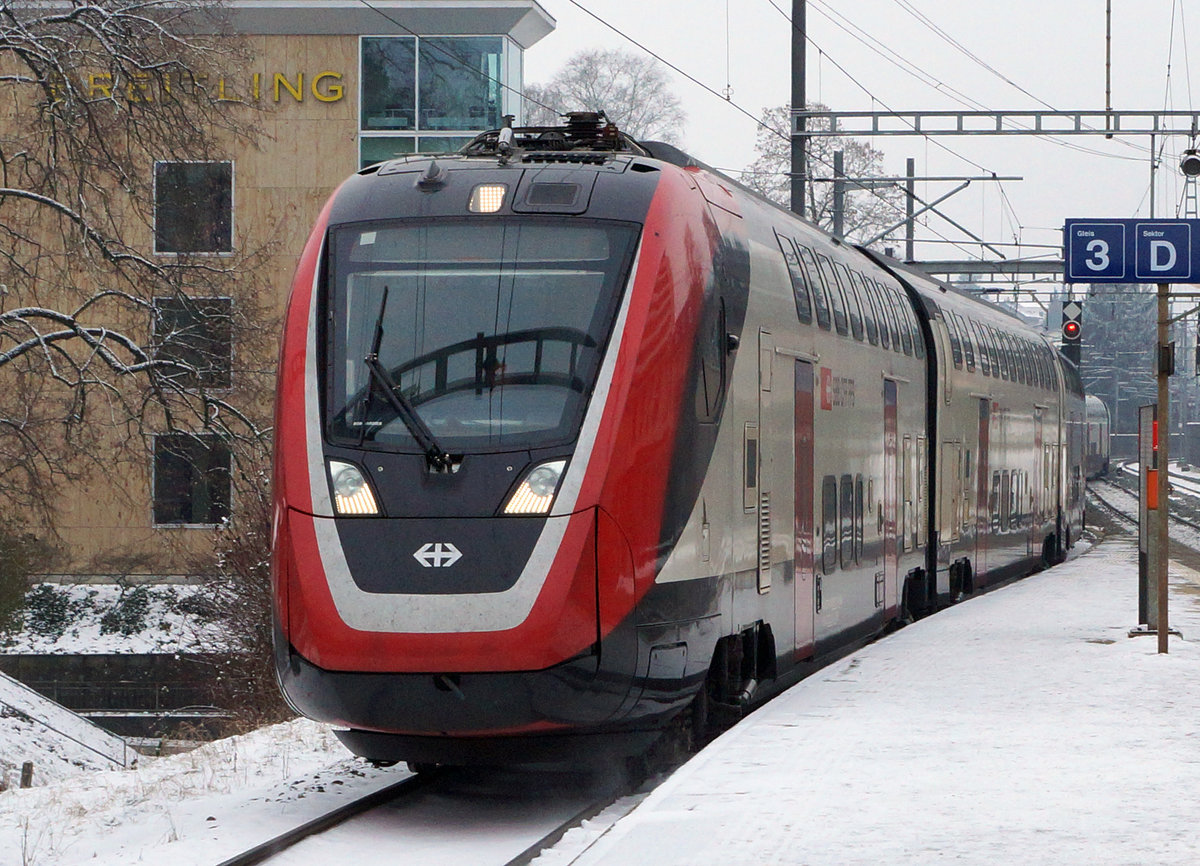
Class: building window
418,37,502,130
152,296,233,389
153,434,231,526
153,161,233,254
360,35,510,167
361,36,417,131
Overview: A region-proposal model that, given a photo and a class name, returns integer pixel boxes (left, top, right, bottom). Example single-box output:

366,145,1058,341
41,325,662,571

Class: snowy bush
23,584,92,640
0,522,59,635
98,585,152,635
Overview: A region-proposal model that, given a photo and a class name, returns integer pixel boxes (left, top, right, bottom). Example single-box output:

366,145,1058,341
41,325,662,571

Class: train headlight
469,183,507,214
503,459,566,515
328,460,380,516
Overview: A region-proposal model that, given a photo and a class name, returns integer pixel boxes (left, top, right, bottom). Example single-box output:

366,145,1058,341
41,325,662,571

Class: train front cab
271,149,799,764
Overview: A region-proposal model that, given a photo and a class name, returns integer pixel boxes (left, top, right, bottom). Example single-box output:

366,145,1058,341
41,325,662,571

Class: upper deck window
775,233,813,325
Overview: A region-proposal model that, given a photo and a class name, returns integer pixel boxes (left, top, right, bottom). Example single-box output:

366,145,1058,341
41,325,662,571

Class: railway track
1089,475,1200,535
212,763,644,866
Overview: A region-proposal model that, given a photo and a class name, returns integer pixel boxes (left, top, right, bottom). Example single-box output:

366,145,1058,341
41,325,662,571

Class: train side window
944,311,963,369
839,474,854,569
893,287,914,356
817,254,849,336
910,301,925,359
854,474,865,562
834,263,865,341
999,330,1013,380
796,245,832,330
1007,334,1021,383
1034,346,1048,389
1007,334,1025,385
972,321,991,376
994,328,1010,380
822,475,838,574
1001,470,1012,530
988,327,1008,380
875,280,902,351
697,298,727,421
957,313,976,371
990,471,1001,532
775,231,813,325
866,280,890,349
850,270,879,345
1006,333,1023,384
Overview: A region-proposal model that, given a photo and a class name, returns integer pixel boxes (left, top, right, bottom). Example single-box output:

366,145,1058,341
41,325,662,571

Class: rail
215,772,436,866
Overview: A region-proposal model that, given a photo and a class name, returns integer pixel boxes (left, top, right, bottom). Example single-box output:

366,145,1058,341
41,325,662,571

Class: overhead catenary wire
561,0,982,256
809,0,1147,164
351,0,998,260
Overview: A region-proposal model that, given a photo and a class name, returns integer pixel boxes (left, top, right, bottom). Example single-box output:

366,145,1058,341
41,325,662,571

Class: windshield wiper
364,286,453,471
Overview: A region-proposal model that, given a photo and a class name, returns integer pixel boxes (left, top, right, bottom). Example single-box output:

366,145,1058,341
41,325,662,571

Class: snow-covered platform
561,537,1200,865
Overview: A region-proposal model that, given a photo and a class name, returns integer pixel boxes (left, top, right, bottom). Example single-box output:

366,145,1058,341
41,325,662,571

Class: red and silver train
271,114,1086,766
1084,394,1111,478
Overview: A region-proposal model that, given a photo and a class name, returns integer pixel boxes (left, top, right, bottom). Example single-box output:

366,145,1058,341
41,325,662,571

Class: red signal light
1062,320,1081,341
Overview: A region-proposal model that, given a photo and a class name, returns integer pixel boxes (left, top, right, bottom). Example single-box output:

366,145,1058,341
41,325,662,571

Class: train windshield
325,218,639,453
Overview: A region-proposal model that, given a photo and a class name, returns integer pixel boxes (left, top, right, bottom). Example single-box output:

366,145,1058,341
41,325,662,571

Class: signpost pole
1064,219,1190,651
1157,282,1171,654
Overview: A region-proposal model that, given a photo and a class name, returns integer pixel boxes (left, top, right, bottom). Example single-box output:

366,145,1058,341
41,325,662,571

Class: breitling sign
78,70,346,104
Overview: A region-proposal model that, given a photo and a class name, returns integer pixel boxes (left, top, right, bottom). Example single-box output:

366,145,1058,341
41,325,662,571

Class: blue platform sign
1064,218,1200,283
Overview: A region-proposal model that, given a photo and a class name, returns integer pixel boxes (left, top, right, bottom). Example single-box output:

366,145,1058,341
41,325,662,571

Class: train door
902,435,913,552
758,330,773,594
1031,410,1044,554
883,380,899,614
975,399,991,580
940,442,962,545
794,361,815,657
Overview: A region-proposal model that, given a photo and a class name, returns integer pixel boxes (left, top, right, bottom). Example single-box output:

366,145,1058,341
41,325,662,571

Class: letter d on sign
1151,240,1177,272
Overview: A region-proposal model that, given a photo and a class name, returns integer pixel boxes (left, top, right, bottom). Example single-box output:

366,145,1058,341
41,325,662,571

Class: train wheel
1041,534,1064,567
962,560,974,595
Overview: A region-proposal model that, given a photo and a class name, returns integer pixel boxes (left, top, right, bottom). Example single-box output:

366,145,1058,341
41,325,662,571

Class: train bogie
271,115,1087,765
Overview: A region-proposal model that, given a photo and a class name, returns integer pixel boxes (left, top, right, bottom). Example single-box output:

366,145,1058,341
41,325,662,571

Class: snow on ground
545,536,1200,866
4,529,1200,865
0,718,399,865
0,669,131,792
0,707,119,793
1,583,224,655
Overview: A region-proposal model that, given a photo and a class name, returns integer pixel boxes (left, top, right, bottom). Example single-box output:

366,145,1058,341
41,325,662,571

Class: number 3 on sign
1085,238,1110,271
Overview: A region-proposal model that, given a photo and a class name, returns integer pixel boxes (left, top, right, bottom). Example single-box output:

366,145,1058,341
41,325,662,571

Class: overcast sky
524,1,1198,272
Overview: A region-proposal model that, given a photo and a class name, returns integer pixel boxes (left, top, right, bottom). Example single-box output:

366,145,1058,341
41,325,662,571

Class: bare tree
740,104,905,246
523,48,686,143
0,2,274,525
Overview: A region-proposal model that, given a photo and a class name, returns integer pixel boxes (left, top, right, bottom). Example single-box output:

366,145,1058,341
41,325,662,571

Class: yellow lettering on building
127,73,151,103
274,72,303,103
76,69,345,105
312,71,343,103
88,73,113,99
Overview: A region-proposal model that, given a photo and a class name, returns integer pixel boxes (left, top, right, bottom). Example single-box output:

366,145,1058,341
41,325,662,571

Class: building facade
49,0,554,578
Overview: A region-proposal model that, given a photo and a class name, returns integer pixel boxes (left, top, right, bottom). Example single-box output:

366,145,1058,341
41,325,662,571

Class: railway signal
1061,300,1082,365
